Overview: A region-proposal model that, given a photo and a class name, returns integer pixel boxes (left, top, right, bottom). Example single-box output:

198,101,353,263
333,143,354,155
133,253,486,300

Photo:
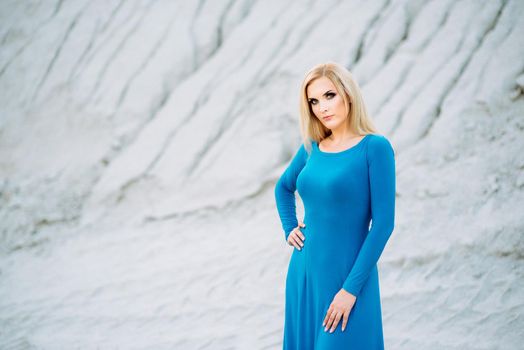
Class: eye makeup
308,90,336,105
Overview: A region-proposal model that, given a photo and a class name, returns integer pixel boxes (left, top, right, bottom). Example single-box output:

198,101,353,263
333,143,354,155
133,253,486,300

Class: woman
274,62,396,349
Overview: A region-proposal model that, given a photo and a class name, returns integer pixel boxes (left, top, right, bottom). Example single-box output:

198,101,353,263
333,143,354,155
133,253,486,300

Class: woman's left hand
322,289,357,333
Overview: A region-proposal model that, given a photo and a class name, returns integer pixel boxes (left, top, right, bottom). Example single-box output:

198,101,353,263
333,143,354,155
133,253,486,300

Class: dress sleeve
274,143,308,242
342,135,396,297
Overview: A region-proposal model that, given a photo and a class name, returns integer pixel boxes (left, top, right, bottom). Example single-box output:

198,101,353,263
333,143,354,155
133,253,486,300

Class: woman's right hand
287,222,306,250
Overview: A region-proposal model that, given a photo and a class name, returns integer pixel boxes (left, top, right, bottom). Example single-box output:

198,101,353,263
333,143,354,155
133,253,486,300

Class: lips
322,115,333,120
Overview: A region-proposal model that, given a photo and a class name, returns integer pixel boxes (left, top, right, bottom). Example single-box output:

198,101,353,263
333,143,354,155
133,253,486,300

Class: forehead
306,76,336,98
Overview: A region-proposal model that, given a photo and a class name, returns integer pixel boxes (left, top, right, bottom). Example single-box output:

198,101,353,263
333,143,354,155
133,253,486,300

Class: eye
326,92,335,99
308,99,317,105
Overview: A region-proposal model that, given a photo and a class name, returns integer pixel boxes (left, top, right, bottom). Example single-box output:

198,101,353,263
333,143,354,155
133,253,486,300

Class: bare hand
287,221,306,250
323,289,357,332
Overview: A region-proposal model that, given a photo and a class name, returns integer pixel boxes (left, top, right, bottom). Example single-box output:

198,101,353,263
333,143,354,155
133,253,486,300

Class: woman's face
306,76,348,131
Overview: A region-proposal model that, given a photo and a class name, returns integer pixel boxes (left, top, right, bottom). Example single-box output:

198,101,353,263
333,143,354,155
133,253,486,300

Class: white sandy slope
0,0,523,349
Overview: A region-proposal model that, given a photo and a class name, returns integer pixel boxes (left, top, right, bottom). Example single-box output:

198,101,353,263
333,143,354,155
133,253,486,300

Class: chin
325,121,341,129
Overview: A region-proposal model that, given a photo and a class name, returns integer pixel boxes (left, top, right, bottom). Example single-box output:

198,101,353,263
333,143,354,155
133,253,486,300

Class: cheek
311,105,320,116
334,96,344,108
334,98,347,114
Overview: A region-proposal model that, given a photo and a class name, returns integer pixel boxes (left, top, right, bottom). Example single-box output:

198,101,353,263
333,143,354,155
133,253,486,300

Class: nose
319,101,328,113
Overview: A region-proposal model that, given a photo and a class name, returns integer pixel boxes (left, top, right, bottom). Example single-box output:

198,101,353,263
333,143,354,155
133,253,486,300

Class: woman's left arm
342,135,396,297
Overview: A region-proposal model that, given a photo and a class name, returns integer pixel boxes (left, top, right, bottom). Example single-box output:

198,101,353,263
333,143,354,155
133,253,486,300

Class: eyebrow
308,90,335,101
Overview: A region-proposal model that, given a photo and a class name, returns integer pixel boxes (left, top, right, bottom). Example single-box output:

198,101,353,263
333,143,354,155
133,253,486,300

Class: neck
328,127,359,143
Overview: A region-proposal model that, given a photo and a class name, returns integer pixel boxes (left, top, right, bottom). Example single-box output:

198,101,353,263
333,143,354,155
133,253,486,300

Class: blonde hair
298,62,377,153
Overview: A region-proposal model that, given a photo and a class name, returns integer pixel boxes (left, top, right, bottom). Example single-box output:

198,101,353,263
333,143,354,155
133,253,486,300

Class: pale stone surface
1,0,523,349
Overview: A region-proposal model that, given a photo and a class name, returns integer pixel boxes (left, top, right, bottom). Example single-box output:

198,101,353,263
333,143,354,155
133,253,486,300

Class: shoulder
292,141,310,163
300,139,314,157
366,134,395,160
367,133,394,150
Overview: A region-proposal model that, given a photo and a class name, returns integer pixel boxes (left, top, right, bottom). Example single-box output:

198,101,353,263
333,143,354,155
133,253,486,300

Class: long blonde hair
298,62,377,153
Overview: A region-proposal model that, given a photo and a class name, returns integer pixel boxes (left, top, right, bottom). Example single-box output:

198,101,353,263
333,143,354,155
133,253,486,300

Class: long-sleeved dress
274,133,396,350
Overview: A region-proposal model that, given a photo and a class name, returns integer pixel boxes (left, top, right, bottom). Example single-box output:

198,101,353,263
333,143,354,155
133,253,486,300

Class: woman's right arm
274,143,308,242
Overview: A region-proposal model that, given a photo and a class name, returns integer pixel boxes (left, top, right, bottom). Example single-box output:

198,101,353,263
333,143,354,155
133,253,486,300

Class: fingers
287,226,305,250
322,306,332,329
296,229,305,242
341,311,349,332
295,223,306,242
322,289,355,334
326,311,337,332
287,231,303,250
329,311,343,333
287,234,302,250
323,307,346,333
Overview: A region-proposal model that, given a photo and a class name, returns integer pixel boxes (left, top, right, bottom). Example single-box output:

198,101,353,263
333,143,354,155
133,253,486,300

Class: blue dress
274,134,396,350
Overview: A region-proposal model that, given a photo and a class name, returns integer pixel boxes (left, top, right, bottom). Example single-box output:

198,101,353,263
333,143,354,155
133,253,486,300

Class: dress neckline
314,134,372,156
